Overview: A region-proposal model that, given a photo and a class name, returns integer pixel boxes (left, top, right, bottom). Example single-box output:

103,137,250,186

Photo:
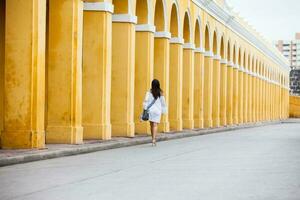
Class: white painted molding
194,47,205,53
213,55,221,60
183,43,196,50
234,64,239,69
192,0,290,73
227,61,234,67
170,37,184,44
83,2,114,13
204,51,214,57
135,24,156,33
220,59,228,64
154,31,171,39
112,14,137,24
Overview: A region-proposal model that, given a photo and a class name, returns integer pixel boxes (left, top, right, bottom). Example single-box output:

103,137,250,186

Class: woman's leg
150,122,154,141
150,122,158,145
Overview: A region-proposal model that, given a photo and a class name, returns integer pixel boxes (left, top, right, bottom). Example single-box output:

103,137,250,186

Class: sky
226,0,300,42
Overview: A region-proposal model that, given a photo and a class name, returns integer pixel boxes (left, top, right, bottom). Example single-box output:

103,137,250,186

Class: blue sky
226,0,300,41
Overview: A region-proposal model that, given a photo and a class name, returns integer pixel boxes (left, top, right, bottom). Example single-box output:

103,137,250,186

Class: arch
154,0,167,32
169,1,180,37
212,31,218,54
233,43,237,64
227,39,231,61
204,24,211,51
220,35,225,59
183,11,191,43
113,0,129,14
194,18,201,48
247,53,251,71
136,0,149,24
238,47,241,66
243,50,246,69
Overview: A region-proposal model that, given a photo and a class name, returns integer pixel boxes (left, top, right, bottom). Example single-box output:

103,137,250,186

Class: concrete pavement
0,122,300,200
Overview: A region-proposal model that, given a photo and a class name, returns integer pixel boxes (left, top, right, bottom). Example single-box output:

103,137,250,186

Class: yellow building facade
0,0,290,149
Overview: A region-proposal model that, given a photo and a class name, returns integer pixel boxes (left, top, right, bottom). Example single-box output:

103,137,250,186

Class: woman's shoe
152,140,157,146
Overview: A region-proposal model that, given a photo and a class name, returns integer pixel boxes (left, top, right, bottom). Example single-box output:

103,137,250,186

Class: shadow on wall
290,96,300,118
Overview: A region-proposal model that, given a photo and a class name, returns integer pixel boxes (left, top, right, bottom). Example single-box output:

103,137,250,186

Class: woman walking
142,79,167,146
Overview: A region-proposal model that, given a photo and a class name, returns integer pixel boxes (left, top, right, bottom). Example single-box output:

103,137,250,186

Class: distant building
275,33,300,95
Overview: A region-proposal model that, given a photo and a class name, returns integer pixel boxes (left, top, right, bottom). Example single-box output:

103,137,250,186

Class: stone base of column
112,123,135,137
233,117,239,125
220,117,227,127
183,119,194,130
158,121,170,133
135,122,151,135
169,119,183,132
194,118,204,129
204,119,213,128
83,124,111,140
212,118,220,128
1,131,45,149
46,126,83,144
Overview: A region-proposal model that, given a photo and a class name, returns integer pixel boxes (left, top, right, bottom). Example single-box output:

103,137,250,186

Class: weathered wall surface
290,96,300,118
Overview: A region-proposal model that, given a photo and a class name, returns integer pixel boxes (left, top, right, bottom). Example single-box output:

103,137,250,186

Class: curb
0,120,287,167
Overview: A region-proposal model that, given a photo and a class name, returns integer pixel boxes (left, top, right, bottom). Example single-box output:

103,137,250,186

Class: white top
143,91,167,123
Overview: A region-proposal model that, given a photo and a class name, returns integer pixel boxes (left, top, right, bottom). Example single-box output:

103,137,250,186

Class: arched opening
233,44,236,64
154,0,165,32
238,48,241,66
243,51,246,68
113,0,129,14
213,31,217,55
170,3,179,37
220,36,225,59
227,40,231,61
134,0,151,134
136,0,148,24
183,12,191,43
194,20,201,47
204,26,210,51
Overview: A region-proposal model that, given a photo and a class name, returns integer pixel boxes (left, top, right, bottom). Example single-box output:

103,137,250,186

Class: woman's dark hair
151,79,162,99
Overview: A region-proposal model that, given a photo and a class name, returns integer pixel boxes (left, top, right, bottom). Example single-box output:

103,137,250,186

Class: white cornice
183,43,196,49
135,24,156,33
220,59,227,64
170,37,184,44
213,55,221,60
112,14,137,24
83,2,114,13
192,0,290,73
154,31,171,39
227,61,234,67
204,51,214,57
194,47,205,53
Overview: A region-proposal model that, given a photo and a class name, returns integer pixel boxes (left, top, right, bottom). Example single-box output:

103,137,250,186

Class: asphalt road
1,122,300,200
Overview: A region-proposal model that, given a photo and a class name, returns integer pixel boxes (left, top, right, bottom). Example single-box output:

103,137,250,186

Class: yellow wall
0,0,5,146
290,96,300,118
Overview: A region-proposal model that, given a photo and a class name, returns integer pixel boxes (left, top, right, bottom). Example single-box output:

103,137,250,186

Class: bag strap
146,98,156,111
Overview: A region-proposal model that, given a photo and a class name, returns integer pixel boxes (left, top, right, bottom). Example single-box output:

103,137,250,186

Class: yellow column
238,66,244,124
247,69,253,123
47,0,83,144
267,79,271,121
220,59,228,126
212,55,221,127
252,72,257,122
0,0,4,146
182,43,195,129
2,0,46,148
111,15,136,137
232,65,239,124
82,2,113,140
257,75,261,122
256,74,260,121
203,51,213,128
194,48,205,129
154,32,170,132
243,68,248,123
262,77,266,121
226,62,234,125
169,38,183,131
134,24,155,134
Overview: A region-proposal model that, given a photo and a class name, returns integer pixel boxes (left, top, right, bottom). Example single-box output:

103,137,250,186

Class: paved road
1,123,300,200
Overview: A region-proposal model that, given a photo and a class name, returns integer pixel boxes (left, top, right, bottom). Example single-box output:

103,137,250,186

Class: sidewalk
0,120,295,167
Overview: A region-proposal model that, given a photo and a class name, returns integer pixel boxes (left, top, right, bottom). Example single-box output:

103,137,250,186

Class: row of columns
0,0,290,149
